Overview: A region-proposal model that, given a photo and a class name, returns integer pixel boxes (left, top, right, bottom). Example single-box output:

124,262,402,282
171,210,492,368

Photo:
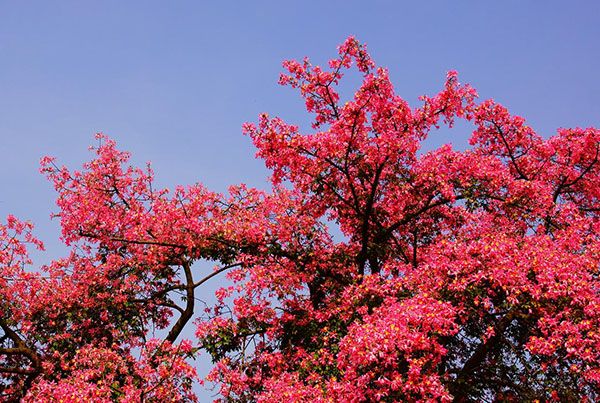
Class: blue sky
1,0,599,398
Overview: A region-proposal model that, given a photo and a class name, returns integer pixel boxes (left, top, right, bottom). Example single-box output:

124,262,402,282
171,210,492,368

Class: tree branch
165,260,195,343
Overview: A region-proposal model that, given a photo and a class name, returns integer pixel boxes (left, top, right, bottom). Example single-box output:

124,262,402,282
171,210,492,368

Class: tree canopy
2,37,600,402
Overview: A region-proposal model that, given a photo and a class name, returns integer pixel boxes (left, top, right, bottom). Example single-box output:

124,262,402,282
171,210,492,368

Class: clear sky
1,0,599,399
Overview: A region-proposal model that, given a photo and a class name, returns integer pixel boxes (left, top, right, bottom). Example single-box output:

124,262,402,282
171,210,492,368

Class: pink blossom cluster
1,37,600,401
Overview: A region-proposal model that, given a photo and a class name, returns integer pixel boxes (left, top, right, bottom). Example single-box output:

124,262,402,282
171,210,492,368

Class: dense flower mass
1,37,600,401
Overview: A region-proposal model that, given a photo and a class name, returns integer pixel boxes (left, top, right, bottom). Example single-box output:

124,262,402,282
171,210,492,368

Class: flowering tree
2,37,600,402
